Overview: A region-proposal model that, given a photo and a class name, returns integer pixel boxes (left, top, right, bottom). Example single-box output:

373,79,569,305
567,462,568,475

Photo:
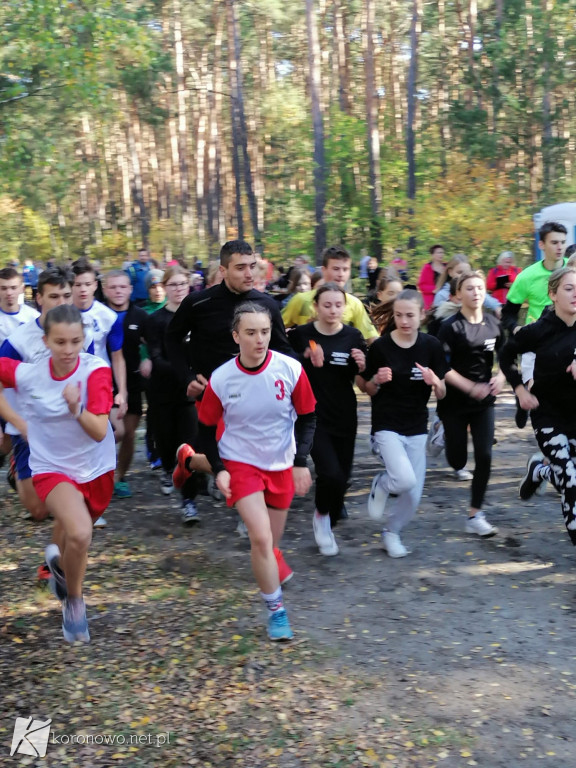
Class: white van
533,202,576,258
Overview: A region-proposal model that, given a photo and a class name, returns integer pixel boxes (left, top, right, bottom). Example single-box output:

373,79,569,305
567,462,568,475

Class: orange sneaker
173,444,195,489
37,563,51,581
274,548,294,586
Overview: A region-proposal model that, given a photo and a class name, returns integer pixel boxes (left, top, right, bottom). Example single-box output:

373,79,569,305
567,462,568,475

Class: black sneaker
45,544,68,601
160,471,174,495
519,453,545,500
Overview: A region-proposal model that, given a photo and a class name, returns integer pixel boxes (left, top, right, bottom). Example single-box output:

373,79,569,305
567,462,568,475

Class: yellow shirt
282,290,378,340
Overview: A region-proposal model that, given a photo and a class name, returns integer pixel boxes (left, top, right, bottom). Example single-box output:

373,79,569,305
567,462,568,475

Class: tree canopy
1,0,573,269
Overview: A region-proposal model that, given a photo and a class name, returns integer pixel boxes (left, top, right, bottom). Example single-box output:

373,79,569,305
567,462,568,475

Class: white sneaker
93,516,107,528
454,468,473,481
465,511,497,537
368,473,389,520
382,531,410,558
320,536,339,556
313,510,332,548
312,511,339,556
181,500,200,525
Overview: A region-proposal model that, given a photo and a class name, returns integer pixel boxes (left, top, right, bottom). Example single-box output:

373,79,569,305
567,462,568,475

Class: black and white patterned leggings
535,426,576,546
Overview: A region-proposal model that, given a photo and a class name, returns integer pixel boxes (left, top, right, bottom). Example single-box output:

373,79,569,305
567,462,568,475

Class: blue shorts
12,434,32,481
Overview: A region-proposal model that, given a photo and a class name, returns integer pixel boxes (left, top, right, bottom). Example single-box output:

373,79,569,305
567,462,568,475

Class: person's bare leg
116,413,140,480
16,477,49,521
189,454,212,474
109,408,125,444
268,507,289,550
45,484,93,598
1,432,11,455
52,518,65,556
236,492,279,594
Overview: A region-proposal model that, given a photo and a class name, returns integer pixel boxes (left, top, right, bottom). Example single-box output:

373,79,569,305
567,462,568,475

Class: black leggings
535,425,576,546
442,405,494,510
310,426,356,527
151,399,199,500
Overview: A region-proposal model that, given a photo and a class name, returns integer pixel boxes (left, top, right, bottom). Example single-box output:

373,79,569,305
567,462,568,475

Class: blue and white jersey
79,300,123,364
0,304,39,345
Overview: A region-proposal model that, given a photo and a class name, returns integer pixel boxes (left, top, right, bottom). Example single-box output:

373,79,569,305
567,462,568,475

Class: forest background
1,0,574,273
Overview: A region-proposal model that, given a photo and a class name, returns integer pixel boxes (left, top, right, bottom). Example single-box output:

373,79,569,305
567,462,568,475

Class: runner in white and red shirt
0,304,115,644
196,302,316,641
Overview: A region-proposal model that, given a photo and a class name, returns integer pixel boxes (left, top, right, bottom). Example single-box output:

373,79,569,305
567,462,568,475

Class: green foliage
401,161,533,271
0,0,574,264
0,197,52,263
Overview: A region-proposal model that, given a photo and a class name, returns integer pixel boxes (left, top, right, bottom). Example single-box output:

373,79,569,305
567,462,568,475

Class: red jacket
486,265,520,304
418,262,442,310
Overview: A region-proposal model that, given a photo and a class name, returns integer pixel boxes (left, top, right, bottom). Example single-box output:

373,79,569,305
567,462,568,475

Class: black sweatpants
151,399,199,500
310,425,356,528
441,405,494,510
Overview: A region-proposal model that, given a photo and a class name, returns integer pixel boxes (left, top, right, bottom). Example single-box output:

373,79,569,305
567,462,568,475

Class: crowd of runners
2,222,576,644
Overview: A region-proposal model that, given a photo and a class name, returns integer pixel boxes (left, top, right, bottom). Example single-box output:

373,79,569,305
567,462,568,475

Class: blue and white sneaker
45,544,68,601
181,499,200,525
267,608,294,641
62,597,90,643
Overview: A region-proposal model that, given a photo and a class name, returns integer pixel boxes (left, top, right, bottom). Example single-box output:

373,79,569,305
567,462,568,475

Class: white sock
261,586,283,615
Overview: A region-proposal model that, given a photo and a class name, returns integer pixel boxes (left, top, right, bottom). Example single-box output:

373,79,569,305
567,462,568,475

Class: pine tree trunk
334,0,351,114
364,0,382,258
305,0,327,264
195,46,209,248
406,0,421,249
225,0,244,240
173,0,191,235
210,12,225,249
162,13,180,225
120,91,149,247
226,0,261,248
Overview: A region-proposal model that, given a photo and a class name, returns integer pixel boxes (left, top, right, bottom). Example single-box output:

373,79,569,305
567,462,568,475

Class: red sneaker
37,563,51,581
274,548,294,586
173,444,195,489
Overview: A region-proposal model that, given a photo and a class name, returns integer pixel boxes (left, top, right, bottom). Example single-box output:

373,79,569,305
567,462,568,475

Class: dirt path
1,394,576,767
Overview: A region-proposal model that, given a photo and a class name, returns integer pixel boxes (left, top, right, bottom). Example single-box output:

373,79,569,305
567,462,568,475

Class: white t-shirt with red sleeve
0,352,116,483
198,350,316,471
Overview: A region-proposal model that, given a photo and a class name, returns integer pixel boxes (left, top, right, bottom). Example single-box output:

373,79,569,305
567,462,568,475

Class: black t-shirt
362,332,448,436
289,323,366,436
109,302,148,395
437,311,503,412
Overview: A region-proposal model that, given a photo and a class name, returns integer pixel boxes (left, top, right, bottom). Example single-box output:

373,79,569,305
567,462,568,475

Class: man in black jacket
103,270,149,499
166,240,292,400
166,241,296,581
